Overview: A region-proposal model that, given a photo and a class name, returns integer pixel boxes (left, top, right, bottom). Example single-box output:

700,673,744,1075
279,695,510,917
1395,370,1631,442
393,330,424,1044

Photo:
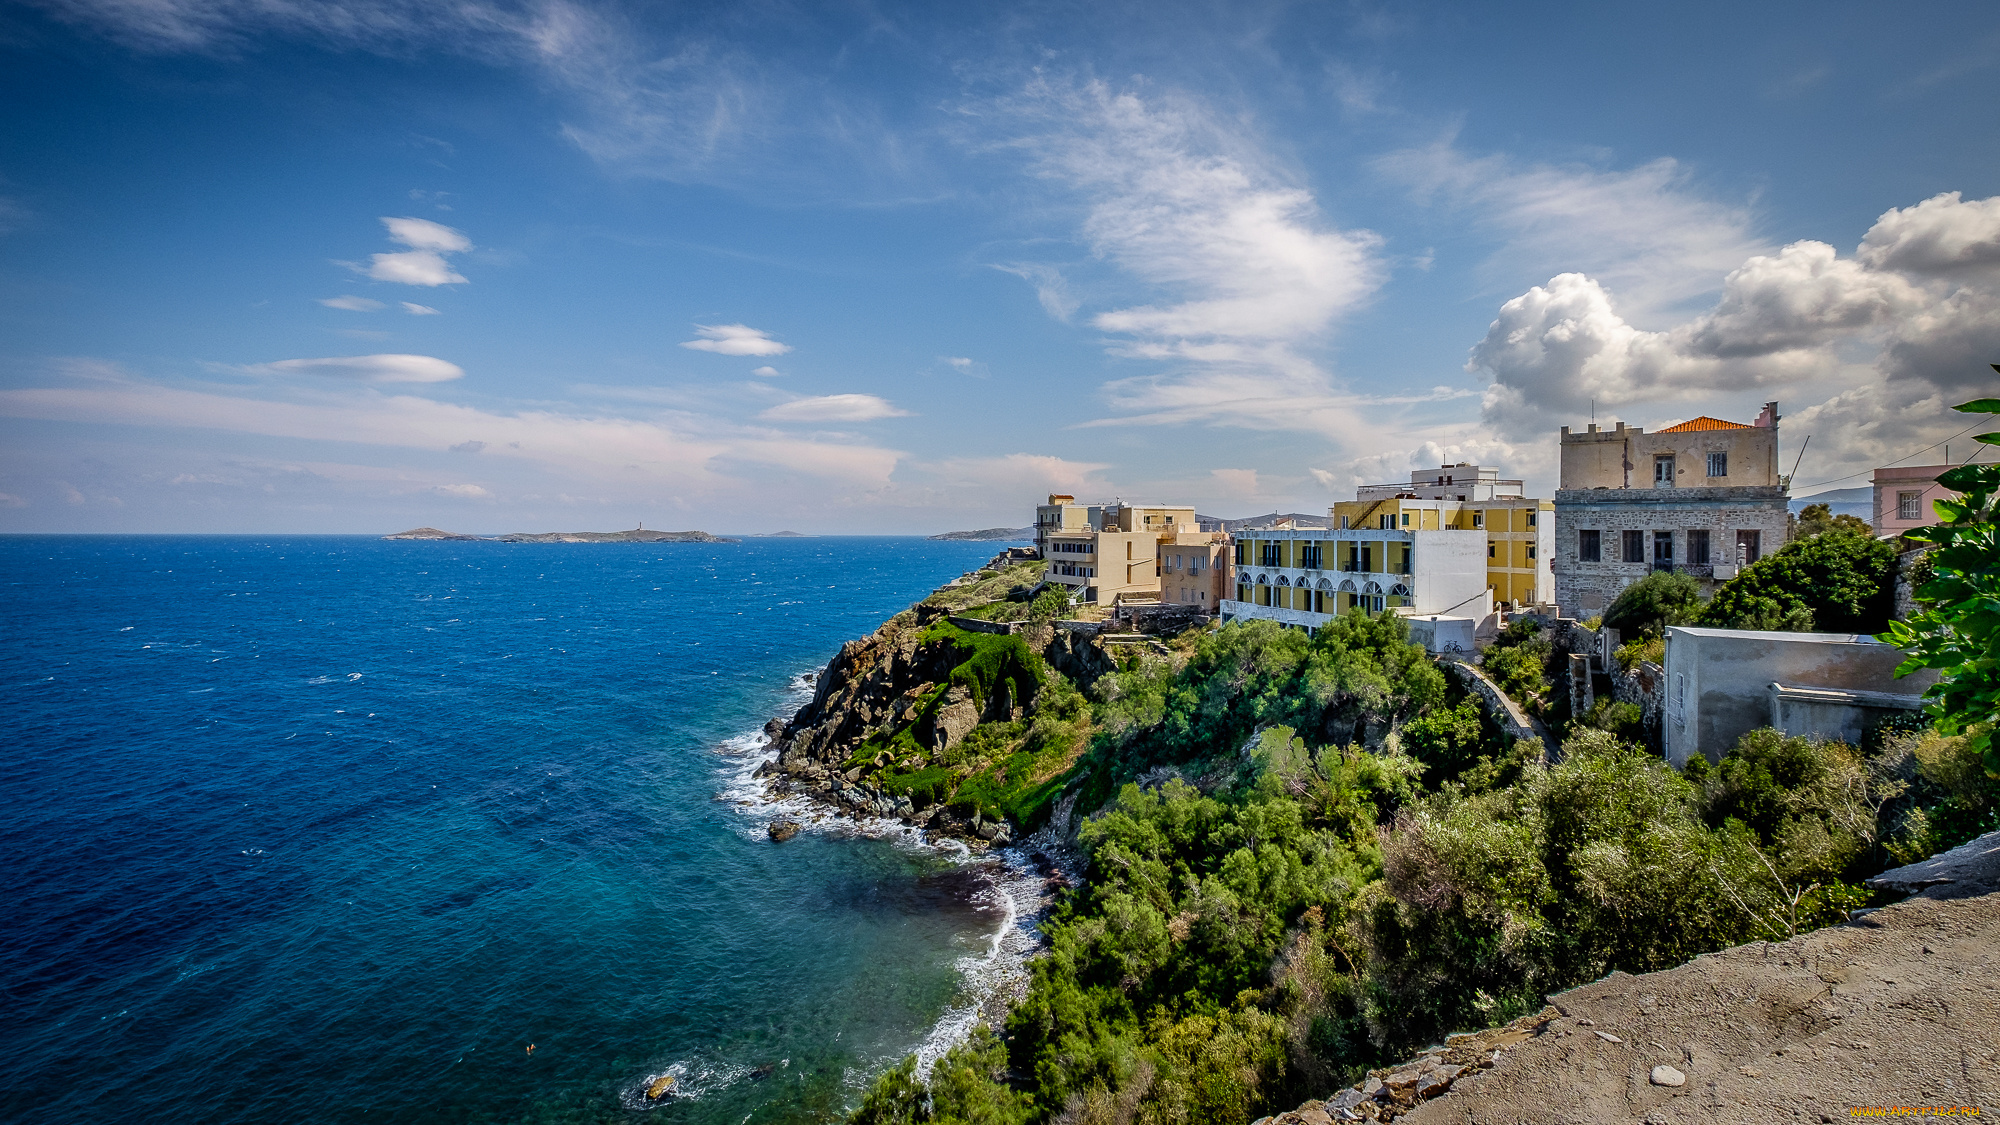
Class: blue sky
2,0,1997,533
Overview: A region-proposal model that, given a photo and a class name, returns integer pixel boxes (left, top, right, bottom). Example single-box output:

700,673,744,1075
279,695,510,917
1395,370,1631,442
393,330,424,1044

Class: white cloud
1466,190,2000,486
381,216,471,253
433,483,491,499
355,216,472,287
450,440,486,453
997,78,1386,436
255,354,466,384
680,323,791,357
1375,141,1768,316
365,251,465,287
943,356,973,370
0,492,26,508
991,263,1079,322
758,394,910,423
402,302,441,315
749,365,781,377
319,295,384,311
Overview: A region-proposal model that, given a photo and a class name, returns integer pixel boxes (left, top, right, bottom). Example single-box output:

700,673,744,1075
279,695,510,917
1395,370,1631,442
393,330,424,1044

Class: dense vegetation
845,400,2000,1123
847,604,1995,1125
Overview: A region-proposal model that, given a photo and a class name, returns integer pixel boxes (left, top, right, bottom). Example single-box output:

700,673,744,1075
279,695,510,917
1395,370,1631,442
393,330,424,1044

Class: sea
0,535,1044,1124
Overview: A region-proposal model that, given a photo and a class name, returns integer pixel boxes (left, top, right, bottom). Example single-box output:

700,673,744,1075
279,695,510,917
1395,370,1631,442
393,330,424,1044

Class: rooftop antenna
1590,398,1595,424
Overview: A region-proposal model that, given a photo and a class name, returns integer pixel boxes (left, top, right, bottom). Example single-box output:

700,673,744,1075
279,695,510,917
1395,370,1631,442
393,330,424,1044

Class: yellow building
1328,495,1554,609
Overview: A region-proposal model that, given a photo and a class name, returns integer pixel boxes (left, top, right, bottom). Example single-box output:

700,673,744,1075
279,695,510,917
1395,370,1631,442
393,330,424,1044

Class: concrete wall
1661,626,1940,765
1409,528,1490,616
1404,615,1476,654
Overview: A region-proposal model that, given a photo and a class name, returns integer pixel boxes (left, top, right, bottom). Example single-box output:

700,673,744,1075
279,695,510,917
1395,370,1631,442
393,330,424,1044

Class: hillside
927,526,1036,541
828,552,1997,1125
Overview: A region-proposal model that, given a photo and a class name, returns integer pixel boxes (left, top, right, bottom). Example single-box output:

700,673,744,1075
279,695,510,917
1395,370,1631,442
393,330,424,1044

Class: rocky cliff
756,561,1118,844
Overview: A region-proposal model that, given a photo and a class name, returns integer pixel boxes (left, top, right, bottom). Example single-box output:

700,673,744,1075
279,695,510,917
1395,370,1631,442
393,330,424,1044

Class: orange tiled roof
1657,415,1752,433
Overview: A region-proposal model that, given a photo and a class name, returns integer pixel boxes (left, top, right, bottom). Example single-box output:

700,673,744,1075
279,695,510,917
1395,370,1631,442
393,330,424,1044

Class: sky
2,0,1998,534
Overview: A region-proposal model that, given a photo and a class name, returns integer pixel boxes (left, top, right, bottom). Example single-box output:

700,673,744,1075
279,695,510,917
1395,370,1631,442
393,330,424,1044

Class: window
1472,510,1484,528
1654,531,1674,567
1527,511,1537,526
1401,512,1410,527
1379,514,1393,529
1707,451,1727,478
1735,530,1761,565
1527,544,1537,560
1579,529,1601,562
1487,542,1496,558
1623,530,1646,564
1898,490,1922,521
1235,542,1247,564
1655,456,1676,487
1687,530,1710,566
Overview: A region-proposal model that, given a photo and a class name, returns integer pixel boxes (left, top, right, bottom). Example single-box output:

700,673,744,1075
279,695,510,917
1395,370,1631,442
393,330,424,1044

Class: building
1338,465,1556,608
1554,404,1791,616
1039,498,1198,605
1221,522,1490,631
1156,532,1233,609
1661,626,1937,766
1872,465,1956,539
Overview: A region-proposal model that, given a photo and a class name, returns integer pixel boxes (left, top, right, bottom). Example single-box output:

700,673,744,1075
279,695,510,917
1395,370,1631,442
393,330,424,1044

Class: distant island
926,526,1035,541
383,527,739,543
748,531,809,538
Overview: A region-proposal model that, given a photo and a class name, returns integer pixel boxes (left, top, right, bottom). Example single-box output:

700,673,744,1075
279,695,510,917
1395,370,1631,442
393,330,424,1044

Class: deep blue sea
0,535,1025,1124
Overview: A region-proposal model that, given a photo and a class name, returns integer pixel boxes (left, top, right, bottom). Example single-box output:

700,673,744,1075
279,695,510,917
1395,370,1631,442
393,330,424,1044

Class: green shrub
1700,530,1897,634
1603,570,1703,638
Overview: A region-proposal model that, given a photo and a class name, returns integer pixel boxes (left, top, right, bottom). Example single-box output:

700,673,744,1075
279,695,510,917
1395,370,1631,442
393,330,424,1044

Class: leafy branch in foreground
1879,379,2000,780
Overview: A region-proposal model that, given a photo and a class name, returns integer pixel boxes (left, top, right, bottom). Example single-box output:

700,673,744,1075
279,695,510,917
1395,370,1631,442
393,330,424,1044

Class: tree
1699,527,1898,634
1880,383,2000,780
1792,501,1873,540
1603,569,1704,637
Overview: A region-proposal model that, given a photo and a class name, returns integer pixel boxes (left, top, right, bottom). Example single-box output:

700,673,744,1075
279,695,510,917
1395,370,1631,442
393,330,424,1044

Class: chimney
1754,401,1780,428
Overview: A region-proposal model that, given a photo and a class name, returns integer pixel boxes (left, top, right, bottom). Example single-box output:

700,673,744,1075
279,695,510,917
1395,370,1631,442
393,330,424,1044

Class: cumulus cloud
255,354,466,384
749,365,781,377
433,483,491,498
319,295,384,311
680,323,791,357
758,394,910,423
997,78,1386,435
357,216,472,287
402,302,441,315
1467,191,2000,485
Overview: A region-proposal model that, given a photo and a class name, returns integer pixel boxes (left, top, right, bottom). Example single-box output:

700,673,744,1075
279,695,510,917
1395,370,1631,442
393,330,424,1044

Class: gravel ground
1402,842,2000,1125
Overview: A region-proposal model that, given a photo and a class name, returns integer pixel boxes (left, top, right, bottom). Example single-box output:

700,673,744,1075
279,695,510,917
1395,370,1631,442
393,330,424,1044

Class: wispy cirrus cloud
1374,140,1769,317
319,295,384,311
994,77,1387,437
680,323,790,357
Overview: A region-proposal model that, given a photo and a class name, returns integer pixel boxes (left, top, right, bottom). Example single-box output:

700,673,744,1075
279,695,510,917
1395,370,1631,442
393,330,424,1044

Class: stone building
1553,405,1791,616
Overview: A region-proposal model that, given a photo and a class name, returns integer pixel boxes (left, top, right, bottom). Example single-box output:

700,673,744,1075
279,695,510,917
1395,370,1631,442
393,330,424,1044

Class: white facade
1220,527,1491,630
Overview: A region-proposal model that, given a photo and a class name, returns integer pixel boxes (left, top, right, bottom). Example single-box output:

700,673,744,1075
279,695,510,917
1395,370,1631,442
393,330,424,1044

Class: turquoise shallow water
0,535,1016,1124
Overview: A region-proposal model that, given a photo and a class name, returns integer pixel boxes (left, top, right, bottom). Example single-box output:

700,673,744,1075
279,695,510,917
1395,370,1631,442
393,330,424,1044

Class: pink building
1872,465,1956,538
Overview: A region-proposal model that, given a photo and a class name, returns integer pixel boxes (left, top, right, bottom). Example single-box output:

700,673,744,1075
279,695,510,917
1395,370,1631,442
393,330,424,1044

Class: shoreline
713,663,1077,1086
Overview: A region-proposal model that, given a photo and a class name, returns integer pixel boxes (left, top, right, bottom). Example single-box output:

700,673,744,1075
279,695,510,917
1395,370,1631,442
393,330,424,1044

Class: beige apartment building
1157,532,1233,609
1872,465,1956,539
1039,498,1198,605
1554,404,1791,615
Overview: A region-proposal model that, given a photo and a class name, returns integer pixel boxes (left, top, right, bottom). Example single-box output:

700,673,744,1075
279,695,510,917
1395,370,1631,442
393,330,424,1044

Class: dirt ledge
1400,887,1999,1123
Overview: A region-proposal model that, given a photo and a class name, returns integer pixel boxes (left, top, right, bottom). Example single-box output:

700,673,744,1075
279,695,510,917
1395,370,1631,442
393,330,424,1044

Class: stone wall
1443,657,1548,759
1552,486,1789,615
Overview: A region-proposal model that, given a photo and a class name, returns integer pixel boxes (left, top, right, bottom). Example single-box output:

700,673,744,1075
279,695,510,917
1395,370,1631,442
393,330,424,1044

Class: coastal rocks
923,686,981,753
767,819,800,843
